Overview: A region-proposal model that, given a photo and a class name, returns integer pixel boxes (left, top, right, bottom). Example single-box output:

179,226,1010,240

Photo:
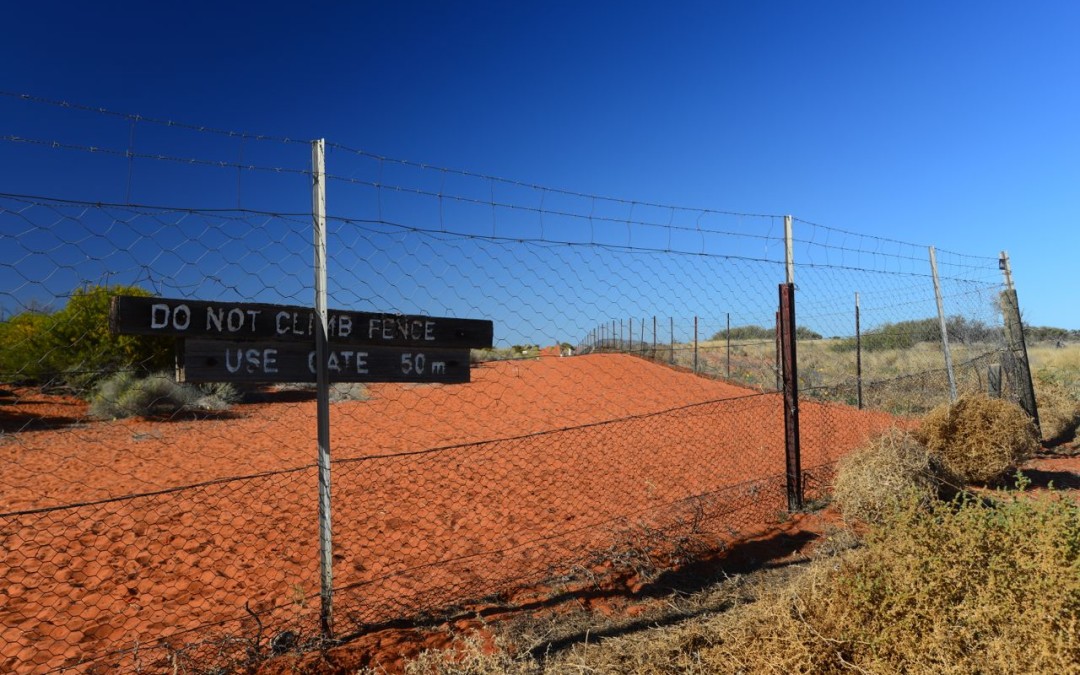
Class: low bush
915,393,1038,484
329,382,369,403
833,428,951,524
89,372,238,419
537,490,1080,674
90,372,196,419
808,490,1080,673
0,285,173,389
470,347,537,363
194,381,242,411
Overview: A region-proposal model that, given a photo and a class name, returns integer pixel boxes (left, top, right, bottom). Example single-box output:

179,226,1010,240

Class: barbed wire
2,91,1009,263
0,90,309,145
0,134,311,178
793,216,1000,262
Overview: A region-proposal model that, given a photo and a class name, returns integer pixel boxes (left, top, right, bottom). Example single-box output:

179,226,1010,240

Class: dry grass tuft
915,393,1038,484
832,428,949,524
1034,368,1080,446
398,635,536,675
1036,377,1080,445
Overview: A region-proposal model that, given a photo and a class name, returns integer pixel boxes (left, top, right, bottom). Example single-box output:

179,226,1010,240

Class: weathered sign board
182,340,470,383
110,296,493,348
109,295,492,384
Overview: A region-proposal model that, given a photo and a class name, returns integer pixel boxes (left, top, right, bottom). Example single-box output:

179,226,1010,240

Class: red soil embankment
0,354,897,673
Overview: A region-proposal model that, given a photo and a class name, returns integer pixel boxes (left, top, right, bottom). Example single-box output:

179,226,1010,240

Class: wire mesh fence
0,94,1031,672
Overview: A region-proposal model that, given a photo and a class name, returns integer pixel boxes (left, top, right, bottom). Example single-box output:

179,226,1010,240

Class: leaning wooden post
988,363,1003,399
775,311,782,391
928,246,958,402
670,317,674,364
999,251,1040,432
725,313,731,379
855,292,863,410
648,315,656,358
779,283,803,511
693,316,699,374
311,138,334,641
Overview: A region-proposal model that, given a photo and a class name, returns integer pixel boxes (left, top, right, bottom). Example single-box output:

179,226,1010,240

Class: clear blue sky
2,1,1077,336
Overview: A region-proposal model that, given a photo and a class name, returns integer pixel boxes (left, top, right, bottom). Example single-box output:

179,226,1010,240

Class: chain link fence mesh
0,95,1024,672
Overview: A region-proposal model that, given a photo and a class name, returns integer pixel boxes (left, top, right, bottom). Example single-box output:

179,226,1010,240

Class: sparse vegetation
709,325,822,341
831,316,1000,353
1029,344,1080,446
89,371,238,419
470,345,541,363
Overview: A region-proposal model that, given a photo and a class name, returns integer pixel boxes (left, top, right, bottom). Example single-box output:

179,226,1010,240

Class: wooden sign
109,295,493,349
182,340,471,383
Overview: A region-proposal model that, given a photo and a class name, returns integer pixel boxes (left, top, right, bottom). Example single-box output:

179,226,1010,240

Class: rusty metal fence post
779,283,803,511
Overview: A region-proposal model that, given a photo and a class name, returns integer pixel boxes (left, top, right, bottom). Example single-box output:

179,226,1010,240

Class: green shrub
194,382,242,411
831,316,998,353
0,310,53,383
90,372,202,419
0,285,173,389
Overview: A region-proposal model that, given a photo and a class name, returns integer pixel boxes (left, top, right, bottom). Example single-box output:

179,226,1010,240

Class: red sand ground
1,354,908,672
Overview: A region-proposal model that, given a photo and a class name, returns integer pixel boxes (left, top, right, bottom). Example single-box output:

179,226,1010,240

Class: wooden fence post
725,313,731,379
775,311,782,391
779,283,803,511
929,246,958,402
988,363,1002,398
311,139,334,641
999,251,1040,432
693,316,699,374
855,292,863,409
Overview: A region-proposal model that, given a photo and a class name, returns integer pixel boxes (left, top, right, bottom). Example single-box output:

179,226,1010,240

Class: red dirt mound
1,354,898,672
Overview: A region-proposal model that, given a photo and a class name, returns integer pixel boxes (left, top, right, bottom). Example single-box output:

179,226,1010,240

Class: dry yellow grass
832,428,949,524
1028,344,1080,445
681,337,1014,414
391,490,1080,675
1035,374,1080,445
915,394,1038,484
